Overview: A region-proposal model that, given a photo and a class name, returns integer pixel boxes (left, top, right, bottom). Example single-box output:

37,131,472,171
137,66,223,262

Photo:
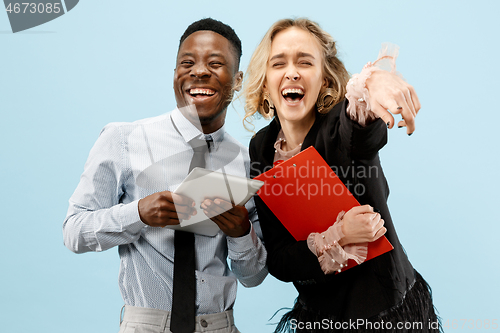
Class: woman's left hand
365,70,421,135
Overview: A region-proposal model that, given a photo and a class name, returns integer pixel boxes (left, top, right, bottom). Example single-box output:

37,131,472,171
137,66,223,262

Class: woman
243,18,440,332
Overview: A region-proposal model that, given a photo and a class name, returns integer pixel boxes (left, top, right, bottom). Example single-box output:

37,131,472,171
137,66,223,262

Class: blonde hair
242,18,349,131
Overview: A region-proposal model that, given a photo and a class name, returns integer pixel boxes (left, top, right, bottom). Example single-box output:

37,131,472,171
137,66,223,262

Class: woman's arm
346,43,420,134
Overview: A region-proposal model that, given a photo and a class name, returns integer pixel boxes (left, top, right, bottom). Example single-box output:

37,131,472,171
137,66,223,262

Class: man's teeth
190,88,215,96
282,88,304,96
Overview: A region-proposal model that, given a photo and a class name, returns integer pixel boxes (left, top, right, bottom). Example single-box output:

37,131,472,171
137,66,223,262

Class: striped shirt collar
171,107,225,151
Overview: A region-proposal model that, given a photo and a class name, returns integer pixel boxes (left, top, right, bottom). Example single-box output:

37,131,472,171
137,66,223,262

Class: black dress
249,100,441,332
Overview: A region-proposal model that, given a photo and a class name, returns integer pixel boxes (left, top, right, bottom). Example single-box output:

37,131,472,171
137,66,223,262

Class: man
64,18,266,333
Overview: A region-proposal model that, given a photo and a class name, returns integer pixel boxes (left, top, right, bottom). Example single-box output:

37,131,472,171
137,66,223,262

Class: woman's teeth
282,88,304,102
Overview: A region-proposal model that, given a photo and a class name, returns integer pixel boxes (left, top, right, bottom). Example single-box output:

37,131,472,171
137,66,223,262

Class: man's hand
201,198,250,238
366,70,421,135
339,205,386,246
138,191,196,227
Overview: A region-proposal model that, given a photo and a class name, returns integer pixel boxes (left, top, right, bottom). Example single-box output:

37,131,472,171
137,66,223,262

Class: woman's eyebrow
269,53,285,61
297,52,315,59
269,52,315,61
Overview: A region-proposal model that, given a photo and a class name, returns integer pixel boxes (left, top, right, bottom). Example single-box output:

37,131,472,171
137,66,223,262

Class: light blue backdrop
1,1,498,332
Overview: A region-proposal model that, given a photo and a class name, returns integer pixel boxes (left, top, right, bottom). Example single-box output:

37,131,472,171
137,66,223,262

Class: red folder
254,146,393,272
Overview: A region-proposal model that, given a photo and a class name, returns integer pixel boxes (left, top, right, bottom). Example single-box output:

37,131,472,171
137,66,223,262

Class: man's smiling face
173,30,242,133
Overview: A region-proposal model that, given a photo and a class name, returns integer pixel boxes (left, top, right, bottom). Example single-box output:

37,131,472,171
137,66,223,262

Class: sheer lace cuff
307,211,368,274
345,42,400,127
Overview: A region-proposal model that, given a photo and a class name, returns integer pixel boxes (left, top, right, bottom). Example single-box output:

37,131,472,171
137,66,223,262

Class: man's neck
200,118,225,134
177,105,226,135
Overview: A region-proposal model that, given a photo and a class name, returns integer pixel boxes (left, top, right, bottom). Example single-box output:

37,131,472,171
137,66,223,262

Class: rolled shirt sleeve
226,197,268,287
63,124,146,253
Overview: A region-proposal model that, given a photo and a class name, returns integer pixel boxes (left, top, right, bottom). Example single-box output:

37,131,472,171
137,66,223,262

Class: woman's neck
279,113,316,151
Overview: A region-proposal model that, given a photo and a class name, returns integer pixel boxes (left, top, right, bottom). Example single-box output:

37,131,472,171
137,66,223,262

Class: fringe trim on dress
272,271,442,333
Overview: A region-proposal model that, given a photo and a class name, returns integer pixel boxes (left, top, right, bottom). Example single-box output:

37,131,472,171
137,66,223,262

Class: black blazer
249,100,415,319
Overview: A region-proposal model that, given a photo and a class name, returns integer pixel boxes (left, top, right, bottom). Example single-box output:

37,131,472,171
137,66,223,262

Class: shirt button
200,319,208,327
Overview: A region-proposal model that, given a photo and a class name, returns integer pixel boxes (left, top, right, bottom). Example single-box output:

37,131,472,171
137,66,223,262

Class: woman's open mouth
282,88,304,103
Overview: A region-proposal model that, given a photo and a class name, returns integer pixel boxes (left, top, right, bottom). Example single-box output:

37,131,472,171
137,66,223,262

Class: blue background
1,1,499,332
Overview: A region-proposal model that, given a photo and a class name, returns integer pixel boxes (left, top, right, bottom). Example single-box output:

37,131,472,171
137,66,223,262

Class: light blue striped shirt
63,108,268,314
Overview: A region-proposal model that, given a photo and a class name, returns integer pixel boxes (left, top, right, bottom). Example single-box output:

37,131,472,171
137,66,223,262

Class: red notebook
254,146,393,272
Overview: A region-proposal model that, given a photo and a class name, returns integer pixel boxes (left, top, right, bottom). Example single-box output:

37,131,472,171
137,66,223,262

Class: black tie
170,137,211,333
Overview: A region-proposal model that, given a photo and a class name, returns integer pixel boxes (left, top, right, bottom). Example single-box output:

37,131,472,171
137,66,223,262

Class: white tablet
167,168,264,236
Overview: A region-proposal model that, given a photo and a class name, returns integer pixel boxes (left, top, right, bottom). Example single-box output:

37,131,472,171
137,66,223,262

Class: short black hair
179,18,242,66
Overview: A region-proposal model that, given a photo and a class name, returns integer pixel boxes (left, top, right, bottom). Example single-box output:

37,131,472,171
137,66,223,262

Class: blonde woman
244,18,440,332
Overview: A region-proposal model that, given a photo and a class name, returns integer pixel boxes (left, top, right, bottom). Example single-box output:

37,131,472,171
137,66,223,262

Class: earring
261,92,275,117
316,88,337,113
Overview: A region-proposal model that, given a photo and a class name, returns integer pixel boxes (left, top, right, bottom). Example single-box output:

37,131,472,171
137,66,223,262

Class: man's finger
209,213,233,230
165,217,182,226
172,202,195,215
202,199,234,217
213,198,234,213
169,192,195,207
166,210,189,221
203,203,226,219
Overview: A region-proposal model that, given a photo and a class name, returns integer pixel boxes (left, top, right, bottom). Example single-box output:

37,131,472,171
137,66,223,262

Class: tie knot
189,137,212,153
187,136,212,171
